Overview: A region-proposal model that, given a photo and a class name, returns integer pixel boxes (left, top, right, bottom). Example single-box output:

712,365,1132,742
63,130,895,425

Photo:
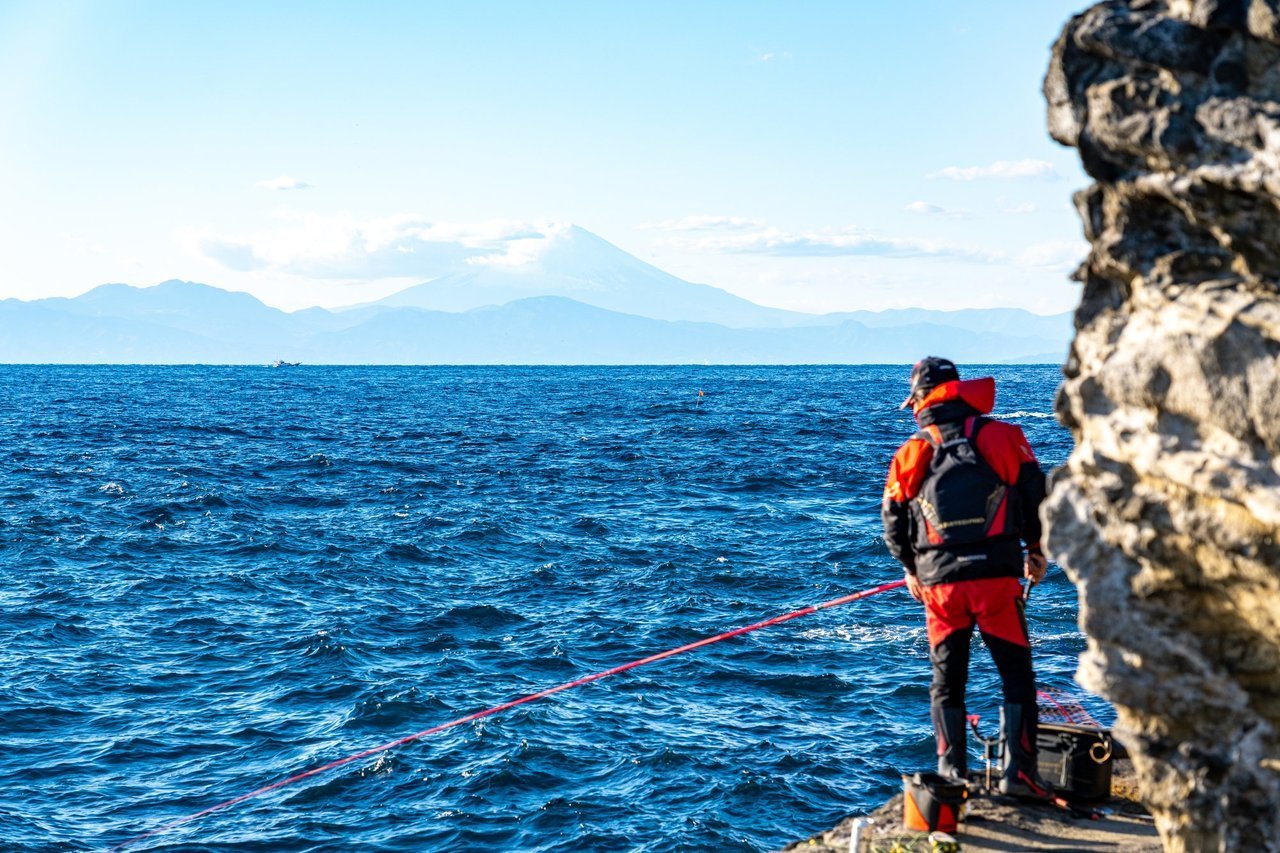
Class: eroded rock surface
780,761,1158,852
1045,1,1280,850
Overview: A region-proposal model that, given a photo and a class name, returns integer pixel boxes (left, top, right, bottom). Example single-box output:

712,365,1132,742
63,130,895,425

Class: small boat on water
269,360,301,368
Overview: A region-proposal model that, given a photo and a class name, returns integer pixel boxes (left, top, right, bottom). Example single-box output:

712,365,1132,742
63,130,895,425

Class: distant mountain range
0,227,1072,364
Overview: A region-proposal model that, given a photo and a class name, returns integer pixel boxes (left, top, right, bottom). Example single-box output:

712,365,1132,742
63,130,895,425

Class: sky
0,1,1092,315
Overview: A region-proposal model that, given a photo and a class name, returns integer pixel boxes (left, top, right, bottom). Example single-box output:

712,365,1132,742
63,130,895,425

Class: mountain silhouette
0,227,1072,364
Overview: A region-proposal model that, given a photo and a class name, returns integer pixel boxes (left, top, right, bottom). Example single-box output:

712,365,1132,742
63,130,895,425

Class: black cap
900,357,960,409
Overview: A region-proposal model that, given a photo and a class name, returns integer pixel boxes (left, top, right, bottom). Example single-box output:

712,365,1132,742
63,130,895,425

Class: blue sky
0,1,1090,313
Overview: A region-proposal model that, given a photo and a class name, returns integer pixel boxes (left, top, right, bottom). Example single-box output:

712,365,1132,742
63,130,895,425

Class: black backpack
910,416,1019,550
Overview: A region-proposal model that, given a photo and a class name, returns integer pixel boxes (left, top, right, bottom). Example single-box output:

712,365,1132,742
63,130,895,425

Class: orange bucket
902,772,966,833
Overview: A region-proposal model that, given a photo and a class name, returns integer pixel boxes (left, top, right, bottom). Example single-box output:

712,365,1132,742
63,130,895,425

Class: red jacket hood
913,377,995,418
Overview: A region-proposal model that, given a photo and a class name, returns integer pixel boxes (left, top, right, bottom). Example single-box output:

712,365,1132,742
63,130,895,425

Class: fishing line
113,578,906,850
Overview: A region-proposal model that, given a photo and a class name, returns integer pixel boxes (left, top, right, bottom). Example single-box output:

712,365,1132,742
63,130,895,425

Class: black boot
932,705,969,781
998,702,1053,800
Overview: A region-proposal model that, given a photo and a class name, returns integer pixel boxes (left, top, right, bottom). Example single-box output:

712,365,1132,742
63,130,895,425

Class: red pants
921,576,1036,712
920,576,1028,649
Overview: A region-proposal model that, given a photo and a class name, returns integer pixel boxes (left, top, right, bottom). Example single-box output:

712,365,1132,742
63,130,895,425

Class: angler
882,357,1054,799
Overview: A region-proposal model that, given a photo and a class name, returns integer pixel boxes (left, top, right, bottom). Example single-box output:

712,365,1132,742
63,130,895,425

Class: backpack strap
914,418,991,449
964,416,1014,486
912,424,943,448
964,415,989,442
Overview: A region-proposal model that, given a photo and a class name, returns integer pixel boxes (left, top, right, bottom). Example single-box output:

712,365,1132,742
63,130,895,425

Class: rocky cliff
1044,1,1280,850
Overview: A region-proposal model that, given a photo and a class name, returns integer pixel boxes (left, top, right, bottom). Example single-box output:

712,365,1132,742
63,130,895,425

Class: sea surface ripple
0,365,1096,852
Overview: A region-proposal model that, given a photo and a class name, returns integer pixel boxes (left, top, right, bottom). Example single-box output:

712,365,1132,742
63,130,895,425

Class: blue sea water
0,365,1099,852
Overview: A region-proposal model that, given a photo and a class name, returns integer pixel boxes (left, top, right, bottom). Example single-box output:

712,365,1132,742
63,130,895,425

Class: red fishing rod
114,578,906,850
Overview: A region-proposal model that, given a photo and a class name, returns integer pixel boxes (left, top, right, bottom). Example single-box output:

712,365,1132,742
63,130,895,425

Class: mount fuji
372,224,807,328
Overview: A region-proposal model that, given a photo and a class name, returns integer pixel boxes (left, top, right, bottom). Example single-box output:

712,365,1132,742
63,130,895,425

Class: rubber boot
932,705,969,781
997,702,1053,800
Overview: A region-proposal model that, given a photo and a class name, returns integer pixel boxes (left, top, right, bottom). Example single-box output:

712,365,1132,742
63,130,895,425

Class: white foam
798,623,926,645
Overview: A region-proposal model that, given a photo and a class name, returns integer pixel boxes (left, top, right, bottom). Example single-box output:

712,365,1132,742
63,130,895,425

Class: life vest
910,416,1020,550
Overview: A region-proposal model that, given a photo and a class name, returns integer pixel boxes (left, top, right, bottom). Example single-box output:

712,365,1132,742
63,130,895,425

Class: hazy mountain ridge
0,284,1069,364
0,228,1072,363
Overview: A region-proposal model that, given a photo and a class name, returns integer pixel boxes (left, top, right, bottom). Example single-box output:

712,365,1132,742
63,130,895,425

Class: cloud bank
650,216,996,263
187,214,563,279
904,201,971,218
928,159,1059,181
1017,239,1089,270
668,230,993,262
256,175,312,191
648,213,1082,275
639,215,765,232
998,200,1038,214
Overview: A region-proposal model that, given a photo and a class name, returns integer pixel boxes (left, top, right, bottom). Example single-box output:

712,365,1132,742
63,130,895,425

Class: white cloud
754,51,792,62
1017,239,1089,270
198,238,261,272
905,201,945,215
660,225,998,263
639,215,766,232
998,200,1038,214
929,159,1059,182
904,201,971,218
465,222,576,267
256,175,312,191
184,213,561,279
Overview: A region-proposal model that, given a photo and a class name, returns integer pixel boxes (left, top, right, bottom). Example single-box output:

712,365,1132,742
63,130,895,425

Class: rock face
1044,2,1280,850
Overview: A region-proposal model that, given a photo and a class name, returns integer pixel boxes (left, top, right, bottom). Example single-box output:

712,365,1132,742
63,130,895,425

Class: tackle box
1036,722,1114,800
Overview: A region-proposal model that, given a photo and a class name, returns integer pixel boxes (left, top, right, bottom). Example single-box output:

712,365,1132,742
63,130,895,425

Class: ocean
0,365,1099,851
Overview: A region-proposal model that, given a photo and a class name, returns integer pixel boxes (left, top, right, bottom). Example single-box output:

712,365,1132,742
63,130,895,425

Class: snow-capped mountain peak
375,224,800,326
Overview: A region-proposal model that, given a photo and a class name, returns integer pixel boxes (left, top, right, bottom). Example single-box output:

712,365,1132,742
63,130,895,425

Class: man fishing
881,357,1053,799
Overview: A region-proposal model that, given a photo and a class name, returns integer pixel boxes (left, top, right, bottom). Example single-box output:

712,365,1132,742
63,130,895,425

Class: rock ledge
780,761,1158,852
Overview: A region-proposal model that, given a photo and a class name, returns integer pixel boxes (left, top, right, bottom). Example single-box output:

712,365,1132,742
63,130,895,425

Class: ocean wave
997,410,1056,419
0,364,1077,851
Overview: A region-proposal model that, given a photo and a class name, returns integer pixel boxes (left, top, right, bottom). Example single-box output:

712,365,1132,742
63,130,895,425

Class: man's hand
905,572,923,602
1024,552,1048,585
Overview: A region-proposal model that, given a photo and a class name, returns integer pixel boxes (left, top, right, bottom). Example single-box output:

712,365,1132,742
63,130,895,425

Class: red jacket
881,377,1046,586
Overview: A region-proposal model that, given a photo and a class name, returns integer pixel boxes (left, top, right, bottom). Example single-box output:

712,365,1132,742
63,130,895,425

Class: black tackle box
1036,722,1114,800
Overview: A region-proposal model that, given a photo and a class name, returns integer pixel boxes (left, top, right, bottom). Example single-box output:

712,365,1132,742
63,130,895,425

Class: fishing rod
114,578,907,850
